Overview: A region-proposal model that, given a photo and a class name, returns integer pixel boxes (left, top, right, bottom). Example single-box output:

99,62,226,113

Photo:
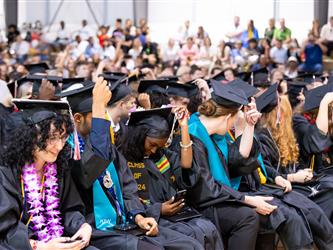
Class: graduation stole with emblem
227,130,267,184
69,129,126,230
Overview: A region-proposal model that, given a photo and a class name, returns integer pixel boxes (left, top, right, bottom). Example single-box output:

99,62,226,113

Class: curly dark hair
122,125,148,162
1,113,74,177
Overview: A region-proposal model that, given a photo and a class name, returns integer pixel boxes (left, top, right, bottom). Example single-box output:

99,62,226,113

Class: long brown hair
198,99,239,118
260,95,299,167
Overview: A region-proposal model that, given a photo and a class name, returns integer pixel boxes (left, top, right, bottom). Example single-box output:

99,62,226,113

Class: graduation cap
24,62,50,74
108,82,132,106
61,77,85,90
296,73,322,84
255,83,279,113
303,83,333,112
253,73,271,88
287,80,309,108
228,79,259,99
12,99,70,125
7,76,32,98
138,80,168,94
27,75,63,96
58,83,94,113
127,107,172,138
157,76,179,82
166,81,199,98
211,79,248,108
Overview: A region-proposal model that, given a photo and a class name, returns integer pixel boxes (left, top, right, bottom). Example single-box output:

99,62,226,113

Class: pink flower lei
22,162,63,242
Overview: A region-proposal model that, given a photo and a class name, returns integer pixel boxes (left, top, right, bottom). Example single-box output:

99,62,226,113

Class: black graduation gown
257,126,333,221
127,148,223,250
180,136,260,250
114,121,128,151
256,127,333,249
0,165,89,249
72,123,202,250
293,114,333,173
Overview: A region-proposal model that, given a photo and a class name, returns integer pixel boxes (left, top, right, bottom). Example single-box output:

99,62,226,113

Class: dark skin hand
38,79,57,100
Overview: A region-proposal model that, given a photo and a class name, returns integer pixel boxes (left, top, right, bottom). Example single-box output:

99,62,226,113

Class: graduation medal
103,170,113,189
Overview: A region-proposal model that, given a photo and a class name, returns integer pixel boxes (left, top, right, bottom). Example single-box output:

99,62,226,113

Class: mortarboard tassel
68,106,81,160
276,91,281,126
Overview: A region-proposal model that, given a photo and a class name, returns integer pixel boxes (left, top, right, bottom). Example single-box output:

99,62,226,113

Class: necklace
22,162,63,242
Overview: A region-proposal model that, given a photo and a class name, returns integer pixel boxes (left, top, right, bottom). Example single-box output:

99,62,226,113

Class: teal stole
226,130,268,182
93,162,126,230
188,113,241,190
68,134,126,230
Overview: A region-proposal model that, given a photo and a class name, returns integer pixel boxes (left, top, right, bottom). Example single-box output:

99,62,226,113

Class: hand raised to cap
38,79,56,100
93,76,112,107
92,76,112,119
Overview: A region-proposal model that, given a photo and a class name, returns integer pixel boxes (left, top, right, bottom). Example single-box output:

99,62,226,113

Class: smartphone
114,223,138,231
66,237,82,243
174,190,187,202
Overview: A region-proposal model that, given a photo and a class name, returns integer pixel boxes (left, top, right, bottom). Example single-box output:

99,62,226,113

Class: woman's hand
37,237,85,250
193,79,211,101
274,176,292,193
174,106,189,128
244,98,261,126
244,196,277,216
135,215,159,236
161,197,185,216
70,223,92,248
138,93,151,110
288,169,313,183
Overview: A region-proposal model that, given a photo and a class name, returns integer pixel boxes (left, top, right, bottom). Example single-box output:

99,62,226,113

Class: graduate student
256,84,333,227
122,107,223,250
0,100,96,250
64,77,202,249
185,80,276,250
292,83,333,173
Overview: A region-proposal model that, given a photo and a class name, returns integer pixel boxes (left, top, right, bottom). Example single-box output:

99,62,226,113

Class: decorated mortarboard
303,83,333,112
61,77,86,90
57,83,94,113
24,62,50,74
166,81,199,98
138,80,169,94
127,107,172,138
211,79,248,108
255,83,279,113
228,78,259,99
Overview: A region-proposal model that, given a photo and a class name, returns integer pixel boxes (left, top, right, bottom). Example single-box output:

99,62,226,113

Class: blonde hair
261,95,299,167
198,99,239,118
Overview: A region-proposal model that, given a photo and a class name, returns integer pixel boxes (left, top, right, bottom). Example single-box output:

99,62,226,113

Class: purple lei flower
22,162,64,242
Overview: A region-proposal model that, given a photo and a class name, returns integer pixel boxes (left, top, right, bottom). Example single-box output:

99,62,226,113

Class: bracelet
180,140,193,149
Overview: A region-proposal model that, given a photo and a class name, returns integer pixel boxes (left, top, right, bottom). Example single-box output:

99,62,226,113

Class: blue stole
188,113,241,190
68,133,126,230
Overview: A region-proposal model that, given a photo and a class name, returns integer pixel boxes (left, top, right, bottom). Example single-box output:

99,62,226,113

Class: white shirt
162,44,180,62
102,45,116,60
320,24,333,41
10,40,30,56
57,28,70,40
228,24,244,43
128,47,142,60
78,26,92,40
270,46,288,64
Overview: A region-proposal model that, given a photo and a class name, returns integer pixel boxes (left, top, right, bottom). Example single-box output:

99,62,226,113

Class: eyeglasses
48,134,69,145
